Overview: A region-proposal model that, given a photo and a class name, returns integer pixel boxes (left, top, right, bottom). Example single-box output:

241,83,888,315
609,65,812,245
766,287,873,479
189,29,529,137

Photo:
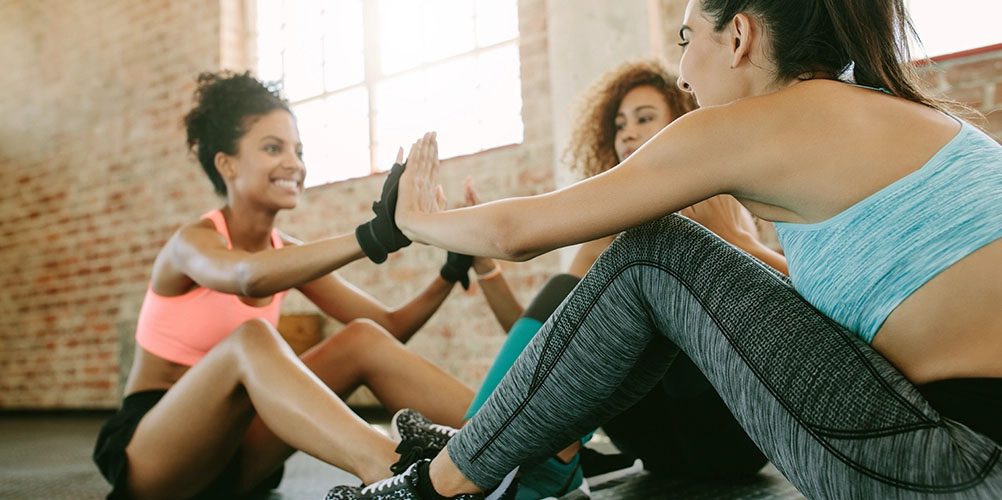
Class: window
256,0,523,187
907,0,1002,58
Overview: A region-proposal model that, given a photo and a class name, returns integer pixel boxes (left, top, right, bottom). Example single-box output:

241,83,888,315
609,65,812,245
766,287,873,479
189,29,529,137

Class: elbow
494,239,530,261
492,219,540,262
235,262,271,298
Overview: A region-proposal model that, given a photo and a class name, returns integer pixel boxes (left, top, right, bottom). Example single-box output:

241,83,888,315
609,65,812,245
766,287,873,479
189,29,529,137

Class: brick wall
1,1,999,409
0,0,226,408
0,0,557,409
919,44,1002,141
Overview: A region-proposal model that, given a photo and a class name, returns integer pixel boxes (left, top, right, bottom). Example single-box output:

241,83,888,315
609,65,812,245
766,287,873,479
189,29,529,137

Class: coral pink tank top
135,210,287,366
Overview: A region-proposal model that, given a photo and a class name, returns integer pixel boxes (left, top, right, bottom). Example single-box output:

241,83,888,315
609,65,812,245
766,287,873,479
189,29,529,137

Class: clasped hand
396,132,447,242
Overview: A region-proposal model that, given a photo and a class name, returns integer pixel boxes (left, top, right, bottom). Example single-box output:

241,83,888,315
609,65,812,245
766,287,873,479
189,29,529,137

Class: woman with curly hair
331,0,1002,498
91,71,481,499
386,59,786,500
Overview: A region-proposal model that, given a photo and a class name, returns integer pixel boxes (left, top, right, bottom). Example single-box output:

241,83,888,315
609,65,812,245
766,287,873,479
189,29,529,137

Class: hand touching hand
396,132,447,241
355,147,412,263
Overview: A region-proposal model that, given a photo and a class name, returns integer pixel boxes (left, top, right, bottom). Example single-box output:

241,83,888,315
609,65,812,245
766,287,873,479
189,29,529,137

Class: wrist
355,221,389,263
473,257,496,275
476,265,502,281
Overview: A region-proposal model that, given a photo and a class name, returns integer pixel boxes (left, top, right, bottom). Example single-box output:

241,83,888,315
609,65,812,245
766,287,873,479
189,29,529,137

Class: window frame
250,0,524,186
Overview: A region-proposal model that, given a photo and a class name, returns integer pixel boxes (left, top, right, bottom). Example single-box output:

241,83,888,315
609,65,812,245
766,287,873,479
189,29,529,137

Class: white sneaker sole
584,458,644,489
542,477,591,499
485,466,520,500
388,408,407,442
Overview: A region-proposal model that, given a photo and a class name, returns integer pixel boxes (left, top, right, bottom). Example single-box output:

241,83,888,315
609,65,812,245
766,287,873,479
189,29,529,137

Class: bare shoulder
170,217,229,253
152,218,223,294
277,229,304,247
732,80,962,223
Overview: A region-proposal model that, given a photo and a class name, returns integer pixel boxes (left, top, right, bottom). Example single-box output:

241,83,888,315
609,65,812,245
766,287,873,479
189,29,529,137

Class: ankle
555,441,580,464
356,446,398,485
428,449,481,496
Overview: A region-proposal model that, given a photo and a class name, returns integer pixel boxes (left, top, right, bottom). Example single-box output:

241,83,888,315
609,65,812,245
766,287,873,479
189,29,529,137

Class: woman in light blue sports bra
324,1,1002,499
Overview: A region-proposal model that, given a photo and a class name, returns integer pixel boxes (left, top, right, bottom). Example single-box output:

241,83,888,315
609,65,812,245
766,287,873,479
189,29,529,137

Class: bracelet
477,266,502,281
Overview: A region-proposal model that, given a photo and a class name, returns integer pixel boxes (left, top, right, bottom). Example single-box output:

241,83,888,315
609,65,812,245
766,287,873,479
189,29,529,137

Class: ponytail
819,0,935,107
701,0,955,112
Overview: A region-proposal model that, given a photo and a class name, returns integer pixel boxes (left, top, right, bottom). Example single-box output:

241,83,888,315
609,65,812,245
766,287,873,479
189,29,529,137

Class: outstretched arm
160,224,365,298
395,104,778,261
298,270,456,344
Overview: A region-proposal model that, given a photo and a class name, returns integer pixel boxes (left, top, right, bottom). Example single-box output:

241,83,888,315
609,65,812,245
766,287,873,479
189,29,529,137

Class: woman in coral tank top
93,71,477,499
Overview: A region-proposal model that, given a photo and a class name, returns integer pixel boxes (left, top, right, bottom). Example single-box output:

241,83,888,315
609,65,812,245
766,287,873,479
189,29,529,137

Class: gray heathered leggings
448,215,1002,499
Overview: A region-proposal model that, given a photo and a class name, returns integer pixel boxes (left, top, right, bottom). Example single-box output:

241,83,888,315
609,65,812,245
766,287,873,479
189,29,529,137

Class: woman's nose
677,76,692,93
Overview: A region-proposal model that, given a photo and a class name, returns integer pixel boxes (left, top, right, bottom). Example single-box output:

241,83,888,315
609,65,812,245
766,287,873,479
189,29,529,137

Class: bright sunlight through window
256,0,523,187
908,0,1002,59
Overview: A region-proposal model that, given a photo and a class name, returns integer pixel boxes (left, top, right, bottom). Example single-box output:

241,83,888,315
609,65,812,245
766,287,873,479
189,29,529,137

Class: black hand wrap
356,162,412,263
440,252,473,290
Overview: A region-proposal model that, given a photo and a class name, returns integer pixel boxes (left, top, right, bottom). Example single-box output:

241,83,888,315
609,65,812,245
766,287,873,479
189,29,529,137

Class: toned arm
160,222,365,298
297,270,456,343
396,104,782,261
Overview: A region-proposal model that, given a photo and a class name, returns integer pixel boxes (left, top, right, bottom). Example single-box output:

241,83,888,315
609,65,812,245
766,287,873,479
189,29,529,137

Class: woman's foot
325,459,519,500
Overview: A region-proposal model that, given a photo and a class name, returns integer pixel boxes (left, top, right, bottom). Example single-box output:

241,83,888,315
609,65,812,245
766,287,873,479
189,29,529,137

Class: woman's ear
215,151,235,180
729,13,755,69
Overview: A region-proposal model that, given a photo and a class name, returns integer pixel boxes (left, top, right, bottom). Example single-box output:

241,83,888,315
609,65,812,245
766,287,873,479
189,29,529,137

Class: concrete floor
0,412,804,499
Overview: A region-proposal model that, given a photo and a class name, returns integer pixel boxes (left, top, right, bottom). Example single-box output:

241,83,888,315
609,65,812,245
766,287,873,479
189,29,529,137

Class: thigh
230,327,368,489
125,337,256,499
603,352,766,480
451,215,1002,497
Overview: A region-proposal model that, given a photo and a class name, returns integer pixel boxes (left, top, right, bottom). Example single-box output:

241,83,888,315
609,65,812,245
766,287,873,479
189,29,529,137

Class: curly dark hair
563,60,697,179
183,71,290,195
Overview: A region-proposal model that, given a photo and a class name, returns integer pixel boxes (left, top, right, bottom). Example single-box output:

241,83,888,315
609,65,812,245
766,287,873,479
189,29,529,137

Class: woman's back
743,80,1002,383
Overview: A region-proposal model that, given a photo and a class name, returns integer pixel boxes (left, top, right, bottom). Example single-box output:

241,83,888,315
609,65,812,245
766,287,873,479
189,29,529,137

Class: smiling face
614,85,674,162
219,109,306,210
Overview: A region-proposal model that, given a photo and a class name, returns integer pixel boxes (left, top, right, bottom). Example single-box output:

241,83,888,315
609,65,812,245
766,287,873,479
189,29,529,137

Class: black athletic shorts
92,389,284,499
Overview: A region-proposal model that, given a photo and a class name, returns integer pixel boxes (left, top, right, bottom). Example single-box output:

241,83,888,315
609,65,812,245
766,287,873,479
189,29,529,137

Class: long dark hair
701,0,946,110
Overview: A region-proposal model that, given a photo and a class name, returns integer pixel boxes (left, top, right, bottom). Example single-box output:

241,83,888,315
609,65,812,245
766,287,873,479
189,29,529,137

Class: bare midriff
872,238,1002,384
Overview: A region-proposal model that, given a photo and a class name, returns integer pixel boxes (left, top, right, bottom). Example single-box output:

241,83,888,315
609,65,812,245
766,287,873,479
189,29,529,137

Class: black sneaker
325,459,520,500
578,447,643,489
390,408,458,451
391,436,443,475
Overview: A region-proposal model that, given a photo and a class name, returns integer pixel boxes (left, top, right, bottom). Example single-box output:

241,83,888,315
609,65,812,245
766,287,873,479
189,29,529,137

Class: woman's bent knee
338,319,396,344
224,319,289,357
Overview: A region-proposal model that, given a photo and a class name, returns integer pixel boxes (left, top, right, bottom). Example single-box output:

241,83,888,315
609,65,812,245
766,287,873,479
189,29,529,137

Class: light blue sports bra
774,118,1002,343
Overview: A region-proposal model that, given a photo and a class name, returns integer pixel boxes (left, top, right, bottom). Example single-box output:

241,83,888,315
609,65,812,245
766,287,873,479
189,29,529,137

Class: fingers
464,177,480,206
406,139,420,166
396,147,404,164
435,185,448,210
428,132,439,178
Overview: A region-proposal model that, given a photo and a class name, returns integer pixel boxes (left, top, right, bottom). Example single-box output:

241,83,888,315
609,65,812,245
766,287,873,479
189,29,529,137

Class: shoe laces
361,463,414,495
429,423,458,437
391,439,436,475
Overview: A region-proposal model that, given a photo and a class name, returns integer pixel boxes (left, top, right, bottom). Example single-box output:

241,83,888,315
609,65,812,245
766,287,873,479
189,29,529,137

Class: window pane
373,71,428,169
422,0,475,62
379,0,475,75
373,45,522,169
281,0,326,101
323,0,365,91
255,0,285,83
293,86,371,186
474,43,523,148
378,0,423,74
424,55,477,159
475,0,519,46
256,0,525,183
908,0,1002,57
